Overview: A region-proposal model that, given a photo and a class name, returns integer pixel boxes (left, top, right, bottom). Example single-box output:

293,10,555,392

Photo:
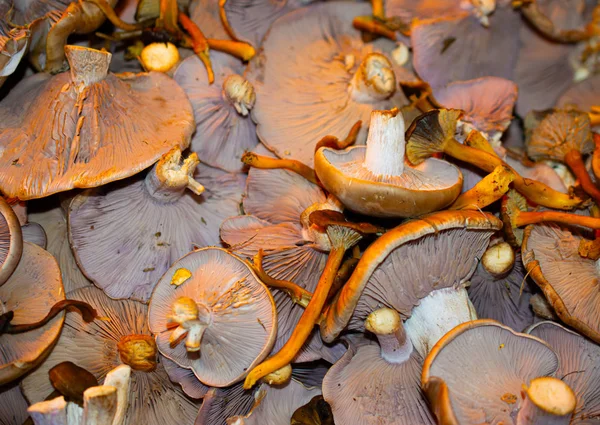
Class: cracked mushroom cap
558,75,600,130
411,2,521,90
422,319,560,425
174,52,258,173
0,196,22,286
522,222,600,343
148,248,277,387
21,286,201,424
248,1,414,167
68,148,245,302
0,45,195,199
315,109,462,218
0,242,64,385
527,321,600,424
0,382,29,425
321,210,502,353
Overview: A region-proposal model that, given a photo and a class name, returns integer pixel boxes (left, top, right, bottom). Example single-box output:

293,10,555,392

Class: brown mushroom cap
0,242,64,385
0,45,195,199
0,196,22,286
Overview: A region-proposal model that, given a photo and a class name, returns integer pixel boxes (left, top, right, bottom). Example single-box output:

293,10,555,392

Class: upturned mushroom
21,286,201,424
68,147,244,302
174,51,258,173
0,45,195,200
148,247,277,387
0,196,22,287
247,1,415,167
315,108,462,218
321,210,502,358
422,319,570,425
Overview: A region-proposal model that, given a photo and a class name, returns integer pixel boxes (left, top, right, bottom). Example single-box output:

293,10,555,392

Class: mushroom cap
29,200,91,293
527,321,600,423
248,1,413,167
422,319,559,425
385,0,464,21
0,3,29,82
558,75,600,130
68,162,244,302
148,248,277,387
189,0,230,40
522,223,600,343
0,242,64,385
322,337,435,425
433,77,518,136
21,286,201,424
411,5,521,89
195,383,258,425
9,0,71,24
161,355,209,399
315,146,462,218
467,252,536,332
0,196,22,286
321,210,502,342
0,382,29,425
526,109,593,161
0,47,195,199
174,52,258,173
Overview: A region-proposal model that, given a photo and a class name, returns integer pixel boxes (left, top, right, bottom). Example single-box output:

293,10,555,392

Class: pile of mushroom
4,0,600,424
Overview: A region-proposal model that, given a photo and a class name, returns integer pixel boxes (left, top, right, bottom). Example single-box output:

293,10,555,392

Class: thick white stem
82,386,118,425
145,148,204,202
349,53,396,104
64,46,111,88
516,377,576,425
103,365,131,425
363,109,406,177
404,287,477,358
66,403,83,425
28,397,68,425
365,308,412,364
184,321,207,352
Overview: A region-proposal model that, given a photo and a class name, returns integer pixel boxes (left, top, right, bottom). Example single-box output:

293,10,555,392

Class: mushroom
174,51,258,173
322,309,435,424
315,108,462,218
527,321,600,424
162,355,209,399
321,210,502,358
422,319,567,425
0,382,29,425
21,286,201,424
139,42,180,72
21,222,47,249
0,45,195,200
0,242,64,385
467,242,537,332
0,1,31,87
0,196,22,287
68,148,245,302
522,221,600,344
195,383,258,425
148,247,277,387
189,0,230,40
247,1,415,167
384,0,465,22
558,74,600,131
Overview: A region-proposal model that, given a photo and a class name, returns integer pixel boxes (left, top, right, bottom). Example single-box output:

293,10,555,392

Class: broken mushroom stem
223,75,256,116
146,148,205,201
563,149,600,205
314,120,362,153
82,385,118,425
481,242,515,279
167,296,211,353
251,250,312,308
516,377,576,425
349,53,396,103
450,164,515,210
364,308,413,364
65,45,111,88
241,152,321,186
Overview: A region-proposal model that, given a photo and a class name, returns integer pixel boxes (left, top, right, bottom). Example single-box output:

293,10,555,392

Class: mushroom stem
327,256,359,302
102,365,131,425
244,227,361,389
371,0,385,20
263,364,292,386
251,250,312,308
84,0,144,31
364,308,412,364
592,133,600,180
217,0,238,41
516,377,576,425
349,53,396,103
363,109,405,176
65,46,111,87
206,39,256,62
241,152,320,186
28,397,68,425
450,164,514,210
179,13,214,84
167,296,211,353
223,75,256,116
513,210,600,229
352,16,397,41
564,149,600,204
315,121,362,153
481,242,515,278
145,148,204,202
82,386,118,425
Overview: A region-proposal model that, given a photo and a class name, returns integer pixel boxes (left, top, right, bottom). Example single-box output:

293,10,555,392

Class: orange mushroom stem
218,0,240,42
206,39,256,61
352,16,397,41
85,0,144,31
512,209,600,229
315,121,362,153
449,164,515,211
371,0,385,20
178,12,214,84
592,133,600,180
563,149,600,205
159,0,181,33
241,152,320,186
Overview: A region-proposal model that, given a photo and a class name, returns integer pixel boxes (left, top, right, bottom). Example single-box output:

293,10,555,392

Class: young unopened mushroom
21,287,201,424
68,148,244,302
248,2,415,167
0,196,22,286
148,248,277,387
0,45,195,200
422,319,561,425
321,210,502,358
174,51,258,173
522,222,600,344
315,108,462,218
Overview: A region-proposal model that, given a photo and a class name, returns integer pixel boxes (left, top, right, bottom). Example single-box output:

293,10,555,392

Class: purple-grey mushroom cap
189,0,230,40
68,154,245,302
195,383,257,425
0,382,29,425
148,248,277,387
527,321,600,424
0,196,22,286
21,286,201,425
558,74,600,131
174,52,259,173
0,1,30,84
248,1,414,167
421,320,560,425
162,355,209,400
20,222,46,249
